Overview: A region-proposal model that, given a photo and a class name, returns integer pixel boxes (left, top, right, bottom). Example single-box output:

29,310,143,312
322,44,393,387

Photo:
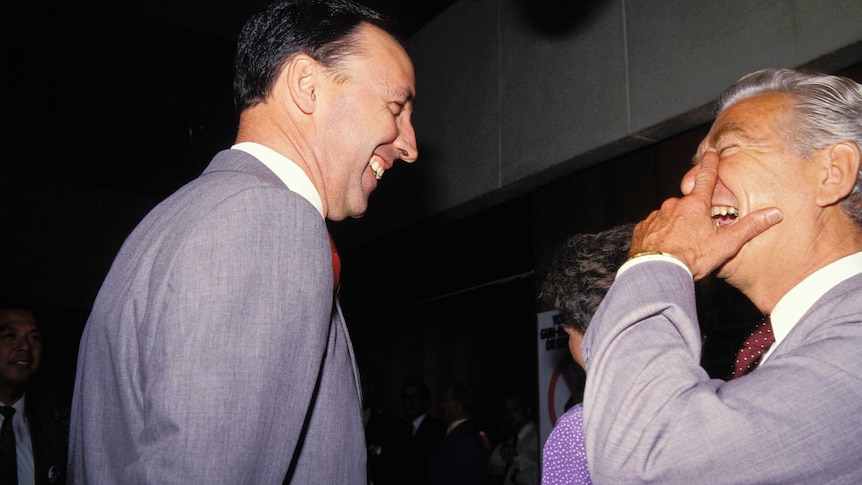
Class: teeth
369,158,384,180
710,206,738,218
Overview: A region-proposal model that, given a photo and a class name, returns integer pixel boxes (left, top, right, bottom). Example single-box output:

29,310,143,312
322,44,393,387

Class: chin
346,199,369,220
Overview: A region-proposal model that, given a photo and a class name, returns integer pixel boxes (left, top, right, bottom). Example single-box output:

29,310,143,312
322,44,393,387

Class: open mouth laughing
369,157,385,180
711,205,738,227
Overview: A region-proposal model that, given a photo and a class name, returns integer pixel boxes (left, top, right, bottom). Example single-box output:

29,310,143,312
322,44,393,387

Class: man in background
487,392,539,485
428,381,489,485
401,378,446,485
1,306,68,485
360,358,415,485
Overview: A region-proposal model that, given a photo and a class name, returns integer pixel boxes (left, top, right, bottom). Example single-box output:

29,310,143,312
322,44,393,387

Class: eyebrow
691,121,756,165
0,323,40,332
392,86,415,105
708,121,745,148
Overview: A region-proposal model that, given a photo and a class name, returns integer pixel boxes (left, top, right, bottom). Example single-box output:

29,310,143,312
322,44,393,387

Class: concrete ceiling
115,0,458,41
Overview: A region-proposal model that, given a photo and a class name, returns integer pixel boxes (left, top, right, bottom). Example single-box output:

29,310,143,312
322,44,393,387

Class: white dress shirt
763,250,862,362
232,142,324,218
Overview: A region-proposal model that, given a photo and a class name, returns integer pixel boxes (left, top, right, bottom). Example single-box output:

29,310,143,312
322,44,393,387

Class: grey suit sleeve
581,262,862,484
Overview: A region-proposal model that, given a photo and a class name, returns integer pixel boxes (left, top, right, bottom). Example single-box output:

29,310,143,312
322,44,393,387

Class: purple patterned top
542,403,591,484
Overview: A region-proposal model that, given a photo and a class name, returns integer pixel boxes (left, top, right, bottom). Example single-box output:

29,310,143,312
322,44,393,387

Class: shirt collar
2,395,25,415
447,418,469,435
411,413,426,434
764,250,862,362
517,420,536,441
232,142,324,218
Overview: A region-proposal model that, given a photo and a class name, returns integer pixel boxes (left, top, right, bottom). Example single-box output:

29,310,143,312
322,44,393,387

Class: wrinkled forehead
697,93,791,155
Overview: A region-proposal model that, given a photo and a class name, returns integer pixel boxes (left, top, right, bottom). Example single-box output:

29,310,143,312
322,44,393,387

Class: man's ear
283,55,317,115
817,141,861,207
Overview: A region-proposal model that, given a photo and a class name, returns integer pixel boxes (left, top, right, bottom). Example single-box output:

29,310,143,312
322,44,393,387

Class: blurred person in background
1,305,68,485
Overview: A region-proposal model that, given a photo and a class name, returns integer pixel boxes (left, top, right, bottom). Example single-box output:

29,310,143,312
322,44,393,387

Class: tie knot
0,407,14,419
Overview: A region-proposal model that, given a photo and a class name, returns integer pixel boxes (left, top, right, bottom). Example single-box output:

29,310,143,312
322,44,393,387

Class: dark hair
0,305,39,329
402,378,431,402
540,223,634,332
233,0,400,111
446,381,477,416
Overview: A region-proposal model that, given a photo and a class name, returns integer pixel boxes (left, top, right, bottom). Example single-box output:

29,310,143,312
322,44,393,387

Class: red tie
329,233,340,291
731,315,774,379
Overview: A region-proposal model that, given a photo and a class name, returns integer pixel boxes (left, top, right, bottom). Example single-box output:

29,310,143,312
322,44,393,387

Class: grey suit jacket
68,149,366,484
582,260,862,484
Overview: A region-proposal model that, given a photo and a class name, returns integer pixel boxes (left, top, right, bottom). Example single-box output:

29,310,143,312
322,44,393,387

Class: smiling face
684,92,824,294
0,309,42,404
315,23,418,221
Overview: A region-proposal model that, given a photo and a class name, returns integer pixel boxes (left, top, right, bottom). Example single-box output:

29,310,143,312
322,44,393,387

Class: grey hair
715,68,862,223
540,223,634,333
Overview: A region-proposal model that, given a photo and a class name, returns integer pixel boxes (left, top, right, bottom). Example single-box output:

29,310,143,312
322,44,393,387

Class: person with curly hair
539,223,634,485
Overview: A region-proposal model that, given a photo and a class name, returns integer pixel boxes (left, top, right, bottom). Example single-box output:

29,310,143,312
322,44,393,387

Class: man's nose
680,151,717,195
394,118,418,163
16,336,32,350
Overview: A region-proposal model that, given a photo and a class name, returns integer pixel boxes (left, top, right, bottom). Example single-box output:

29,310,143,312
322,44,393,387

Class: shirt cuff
618,252,691,277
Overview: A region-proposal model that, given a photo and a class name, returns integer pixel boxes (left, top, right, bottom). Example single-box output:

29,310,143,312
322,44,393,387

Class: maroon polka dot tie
731,315,774,379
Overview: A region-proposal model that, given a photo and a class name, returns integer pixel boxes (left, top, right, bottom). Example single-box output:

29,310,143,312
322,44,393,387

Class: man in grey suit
68,0,418,483
581,67,862,483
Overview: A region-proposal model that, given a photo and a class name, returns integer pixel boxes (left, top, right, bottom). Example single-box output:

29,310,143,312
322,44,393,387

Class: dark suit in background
428,419,489,485
365,409,415,485
401,378,446,485
412,413,446,473
428,382,488,485
26,390,69,485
